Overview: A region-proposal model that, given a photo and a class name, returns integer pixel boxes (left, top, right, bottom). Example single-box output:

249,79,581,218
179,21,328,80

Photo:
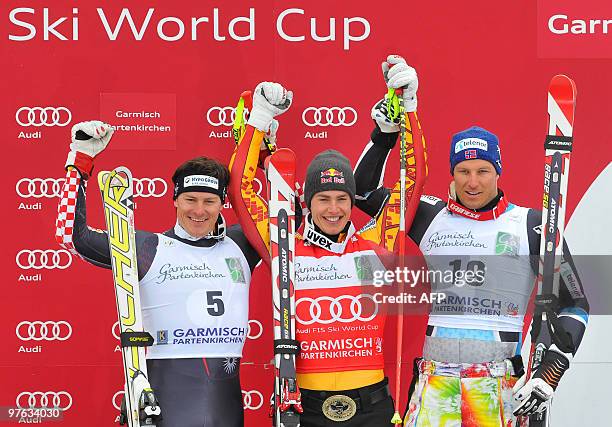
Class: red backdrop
2,0,610,425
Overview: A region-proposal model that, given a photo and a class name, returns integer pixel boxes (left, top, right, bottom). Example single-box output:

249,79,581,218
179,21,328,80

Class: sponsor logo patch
354,255,374,282
156,330,168,345
455,137,488,152
225,258,246,283
320,168,346,184
184,175,219,189
495,232,520,256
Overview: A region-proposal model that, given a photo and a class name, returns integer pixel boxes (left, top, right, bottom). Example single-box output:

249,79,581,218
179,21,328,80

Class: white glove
512,376,554,416
382,55,418,112
65,121,114,178
513,344,572,417
247,82,292,132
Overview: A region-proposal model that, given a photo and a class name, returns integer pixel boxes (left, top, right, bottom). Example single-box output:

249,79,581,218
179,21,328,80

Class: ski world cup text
8,7,371,50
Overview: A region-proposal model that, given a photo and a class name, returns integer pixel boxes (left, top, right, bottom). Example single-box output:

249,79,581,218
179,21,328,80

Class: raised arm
228,82,293,264
55,121,115,266
355,56,427,251
55,121,157,279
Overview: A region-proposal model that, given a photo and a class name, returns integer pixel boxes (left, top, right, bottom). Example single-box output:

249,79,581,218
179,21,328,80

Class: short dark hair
172,157,230,187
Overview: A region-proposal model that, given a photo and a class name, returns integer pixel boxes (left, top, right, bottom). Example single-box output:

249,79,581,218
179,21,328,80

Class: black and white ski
529,75,577,427
99,167,160,426
265,149,302,427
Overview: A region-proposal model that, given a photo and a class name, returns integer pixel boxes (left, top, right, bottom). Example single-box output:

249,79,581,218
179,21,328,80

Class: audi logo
206,106,248,127
16,249,72,270
112,390,124,411
16,178,63,198
16,177,167,198
242,390,264,410
16,321,73,341
16,107,72,127
16,391,73,410
296,294,378,325
302,107,357,127
247,320,263,340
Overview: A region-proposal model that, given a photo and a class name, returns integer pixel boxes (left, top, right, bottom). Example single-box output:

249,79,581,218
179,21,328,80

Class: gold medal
322,394,357,422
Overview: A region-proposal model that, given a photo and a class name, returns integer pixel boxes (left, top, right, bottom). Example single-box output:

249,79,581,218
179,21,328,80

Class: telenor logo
454,138,488,153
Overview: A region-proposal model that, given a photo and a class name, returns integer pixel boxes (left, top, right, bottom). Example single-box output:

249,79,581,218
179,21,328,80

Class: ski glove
247,82,293,132
513,344,571,416
65,121,114,179
371,97,401,134
382,55,418,112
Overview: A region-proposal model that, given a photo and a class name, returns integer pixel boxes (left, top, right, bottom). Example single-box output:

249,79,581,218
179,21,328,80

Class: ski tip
271,148,297,165
550,74,577,99
98,167,133,191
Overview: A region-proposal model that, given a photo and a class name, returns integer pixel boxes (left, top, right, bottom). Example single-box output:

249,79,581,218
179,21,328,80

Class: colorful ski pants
404,359,520,427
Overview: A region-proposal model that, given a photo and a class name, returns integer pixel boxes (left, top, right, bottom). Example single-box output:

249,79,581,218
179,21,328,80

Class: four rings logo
302,107,357,127
247,319,263,340
16,177,167,198
206,106,249,127
242,390,264,410
16,107,72,127
16,178,63,198
16,321,73,341
296,294,378,325
16,249,72,270
16,391,73,411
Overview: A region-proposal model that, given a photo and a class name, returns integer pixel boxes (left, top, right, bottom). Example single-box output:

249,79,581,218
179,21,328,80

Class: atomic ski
265,149,302,427
99,167,160,426
529,75,577,427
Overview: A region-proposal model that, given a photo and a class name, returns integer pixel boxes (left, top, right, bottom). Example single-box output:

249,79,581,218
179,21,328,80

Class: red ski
265,148,302,427
529,75,577,427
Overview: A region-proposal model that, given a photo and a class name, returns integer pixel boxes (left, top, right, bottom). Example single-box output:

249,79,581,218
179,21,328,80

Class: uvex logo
305,229,332,249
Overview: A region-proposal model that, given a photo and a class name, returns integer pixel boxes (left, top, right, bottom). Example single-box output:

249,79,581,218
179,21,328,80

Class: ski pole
386,87,427,426
232,91,252,145
388,87,407,426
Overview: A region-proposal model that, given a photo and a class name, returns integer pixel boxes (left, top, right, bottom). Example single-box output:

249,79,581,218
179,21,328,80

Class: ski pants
147,357,244,427
404,359,520,427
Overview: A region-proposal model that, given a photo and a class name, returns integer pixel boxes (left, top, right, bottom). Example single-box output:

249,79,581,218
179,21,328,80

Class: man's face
174,192,223,238
309,190,352,235
452,159,499,209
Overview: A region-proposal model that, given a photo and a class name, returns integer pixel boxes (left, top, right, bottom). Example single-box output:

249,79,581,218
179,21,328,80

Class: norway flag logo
465,149,477,159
